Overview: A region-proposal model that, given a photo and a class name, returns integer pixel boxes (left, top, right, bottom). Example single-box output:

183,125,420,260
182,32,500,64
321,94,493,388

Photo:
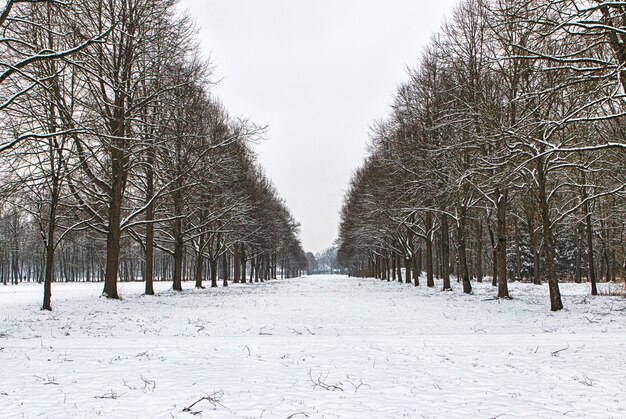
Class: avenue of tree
337,0,626,310
0,0,307,310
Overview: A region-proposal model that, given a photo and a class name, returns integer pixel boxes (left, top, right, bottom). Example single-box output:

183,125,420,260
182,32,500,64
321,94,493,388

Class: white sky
177,0,459,254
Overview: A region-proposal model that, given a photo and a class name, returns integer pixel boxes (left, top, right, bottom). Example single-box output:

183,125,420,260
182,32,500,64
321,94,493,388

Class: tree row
337,0,626,310
0,0,306,310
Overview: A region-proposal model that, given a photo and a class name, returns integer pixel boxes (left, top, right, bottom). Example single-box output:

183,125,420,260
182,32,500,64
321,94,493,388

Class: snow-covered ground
0,275,625,418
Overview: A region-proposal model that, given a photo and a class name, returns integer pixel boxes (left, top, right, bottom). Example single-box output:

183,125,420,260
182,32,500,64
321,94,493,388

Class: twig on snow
574,374,594,387
182,390,228,414
34,374,58,385
140,375,156,392
345,375,371,393
258,324,273,335
95,389,124,399
288,327,302,335
551,344,570,357
308,370,343,392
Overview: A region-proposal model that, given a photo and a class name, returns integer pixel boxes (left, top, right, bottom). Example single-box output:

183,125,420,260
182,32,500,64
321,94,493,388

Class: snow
0,275,625,418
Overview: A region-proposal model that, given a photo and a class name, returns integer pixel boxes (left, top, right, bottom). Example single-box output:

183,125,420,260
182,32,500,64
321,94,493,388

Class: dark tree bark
457,207,472,294
144,140,155,295
210,258,218,288
172,209,184,292
222,252,228,287
103,155,125,299
425,214,434,287
441,214,451,291
476,218,483,283
582,183,598,295
413,247,421,286
537,158,563,311
496,188,509,299
233,245,240,284
405,256,412,284
194,234,205,289
575,223,583,283
514,217,522,282
240,244,247,284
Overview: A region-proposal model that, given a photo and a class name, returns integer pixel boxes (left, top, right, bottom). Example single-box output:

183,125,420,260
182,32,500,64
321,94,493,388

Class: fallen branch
309,370,343,392
95,389,123,399
288,327,303,335
34,374,59,385
551,345,570,357
345,375,371,393
182,390,227,413
140,375,156,393
574,374,594,387
122,379,136,390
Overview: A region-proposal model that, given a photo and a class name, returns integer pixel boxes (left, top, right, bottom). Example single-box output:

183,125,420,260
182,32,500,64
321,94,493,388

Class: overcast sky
177,0,459,254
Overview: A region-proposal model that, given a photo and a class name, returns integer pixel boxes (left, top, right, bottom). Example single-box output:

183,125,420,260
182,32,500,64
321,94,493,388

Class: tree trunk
514,217,522,282
43,239,55,311
488,217,497,287
457,207,472,294
575,223,583,284
173,235,183,292
234,245,240,284
405,256,412,284
240,244,247,284
413,248,421,286
210,258,218,288
582,185,598,295
383,256,391,282
537,159,563,311
222,252,228,287
42,151,60,310
102,104,129,299
496,188,509,298
476,218,483,283
103,168,124,299
441,213,451,291
144,147,155,295
391,254,397,282
527,208,542,285
426,214,434,287
194,234,205,289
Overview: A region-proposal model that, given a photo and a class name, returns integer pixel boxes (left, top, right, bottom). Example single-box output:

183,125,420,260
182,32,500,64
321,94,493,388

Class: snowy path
0,275,625,418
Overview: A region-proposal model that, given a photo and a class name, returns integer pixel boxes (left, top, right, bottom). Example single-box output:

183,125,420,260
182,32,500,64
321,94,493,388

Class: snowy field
0,275,625,419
